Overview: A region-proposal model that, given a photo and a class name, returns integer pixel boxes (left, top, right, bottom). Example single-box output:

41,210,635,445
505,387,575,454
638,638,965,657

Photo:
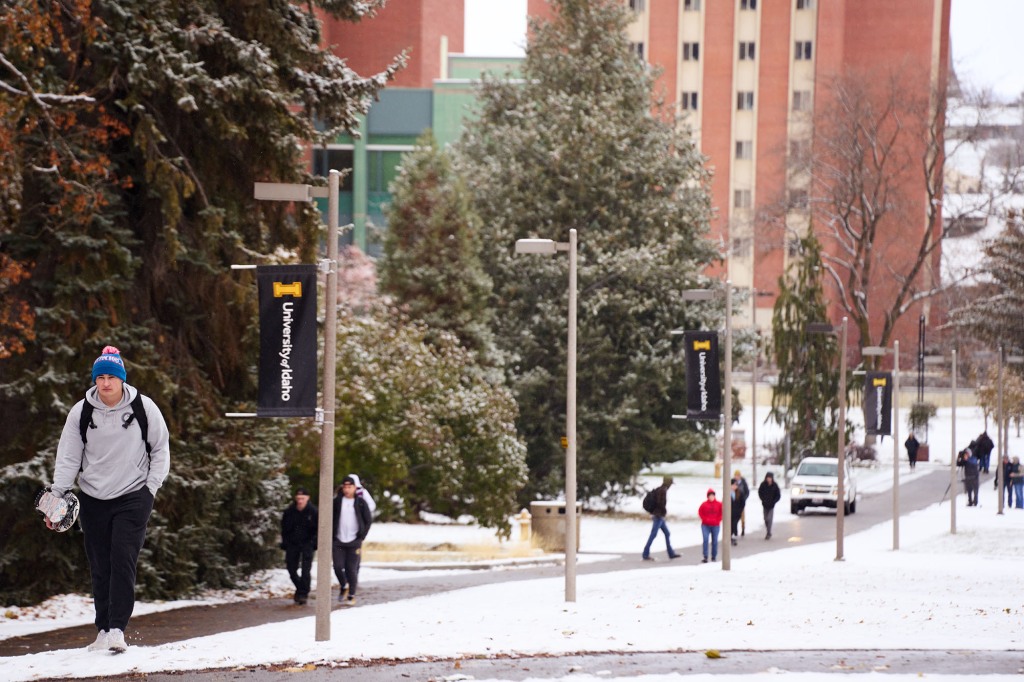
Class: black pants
285,546,314,598
964,478,979,505
78,487,154,632
332,540,362,596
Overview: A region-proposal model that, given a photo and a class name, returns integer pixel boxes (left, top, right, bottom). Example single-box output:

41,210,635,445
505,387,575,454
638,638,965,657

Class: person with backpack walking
757,472,781,540
280,487,317,605
697,488,722,563
905,433,920,471
333,475,373,605
641,476,681,561
733,469,750,536
45,346,170,653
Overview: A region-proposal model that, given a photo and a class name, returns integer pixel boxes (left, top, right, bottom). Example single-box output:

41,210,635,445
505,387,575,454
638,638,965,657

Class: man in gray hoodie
48,346,170,653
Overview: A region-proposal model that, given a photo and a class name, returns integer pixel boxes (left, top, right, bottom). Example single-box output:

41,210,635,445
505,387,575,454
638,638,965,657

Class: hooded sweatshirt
51,383,170,500
348,473,377,515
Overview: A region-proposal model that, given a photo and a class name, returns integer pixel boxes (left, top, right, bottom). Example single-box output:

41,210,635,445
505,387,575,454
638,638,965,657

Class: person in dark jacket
730,478,748,545
757,472,782,540
332,475,373,605
960,448,980,506
642,476,680,561
904,433,920,471
281,487,318,605
975,431,994,474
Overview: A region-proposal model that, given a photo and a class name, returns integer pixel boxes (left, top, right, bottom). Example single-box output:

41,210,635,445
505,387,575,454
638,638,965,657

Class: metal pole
565,228,577,602
751,291,758,488
836,317,848,561
893,340,900,551
315,170,340,641
998,347,1005,515
950,349,957,535
722,282,733,571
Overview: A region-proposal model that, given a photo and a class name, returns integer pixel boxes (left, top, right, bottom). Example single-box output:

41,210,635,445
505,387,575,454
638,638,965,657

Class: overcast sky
464,0,1024,101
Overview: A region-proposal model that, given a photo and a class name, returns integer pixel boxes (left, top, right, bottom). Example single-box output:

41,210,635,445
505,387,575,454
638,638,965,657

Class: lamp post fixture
253,174,339,642
514,230,578,602
863,342,900,550
749,289,774,487
808,318,848,561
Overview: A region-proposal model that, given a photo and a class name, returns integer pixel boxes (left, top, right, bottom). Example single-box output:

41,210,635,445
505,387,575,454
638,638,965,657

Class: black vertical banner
684,331,721,420
864,371,893,436
257,265,318,417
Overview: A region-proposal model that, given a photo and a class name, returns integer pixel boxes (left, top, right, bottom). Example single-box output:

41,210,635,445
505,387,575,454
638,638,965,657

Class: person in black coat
332,475,373,605
730,478,747,545
757,472,782,540
975,431,994,474
904,433,920,471
281,487,318,605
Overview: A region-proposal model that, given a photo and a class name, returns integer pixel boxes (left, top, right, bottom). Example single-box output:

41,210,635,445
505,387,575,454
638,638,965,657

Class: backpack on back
642,489,656,513
79,392,152,455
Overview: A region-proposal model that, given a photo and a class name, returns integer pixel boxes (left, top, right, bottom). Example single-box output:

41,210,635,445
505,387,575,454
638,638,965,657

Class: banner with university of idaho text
864,371,893,436
684,331,721,420
257,265,318,417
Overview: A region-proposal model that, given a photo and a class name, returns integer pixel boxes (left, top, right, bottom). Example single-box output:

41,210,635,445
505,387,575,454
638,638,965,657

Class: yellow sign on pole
560,436,568,449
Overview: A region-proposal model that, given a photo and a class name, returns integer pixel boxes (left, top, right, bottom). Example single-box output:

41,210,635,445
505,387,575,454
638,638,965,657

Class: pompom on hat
91,345,127,383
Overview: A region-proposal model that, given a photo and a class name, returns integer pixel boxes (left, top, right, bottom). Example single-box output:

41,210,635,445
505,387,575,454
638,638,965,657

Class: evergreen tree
455,0,720,502
379,132,495,361
769,235,842,457
0,0,397,603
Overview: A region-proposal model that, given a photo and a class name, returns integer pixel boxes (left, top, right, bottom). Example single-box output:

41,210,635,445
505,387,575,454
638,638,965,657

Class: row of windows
683,0,814,10
681,41,811,62
732,188,808,210
681,90,813,112
733,139,812,161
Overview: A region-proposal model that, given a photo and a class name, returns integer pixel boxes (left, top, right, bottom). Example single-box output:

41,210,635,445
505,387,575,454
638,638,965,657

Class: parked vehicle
789,456,857,515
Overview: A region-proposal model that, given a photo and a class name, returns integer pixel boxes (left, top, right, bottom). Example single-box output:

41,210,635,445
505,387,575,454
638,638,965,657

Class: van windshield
798,461,837,477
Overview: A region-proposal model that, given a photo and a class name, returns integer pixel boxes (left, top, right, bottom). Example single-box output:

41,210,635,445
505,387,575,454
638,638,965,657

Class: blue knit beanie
91,345,127,383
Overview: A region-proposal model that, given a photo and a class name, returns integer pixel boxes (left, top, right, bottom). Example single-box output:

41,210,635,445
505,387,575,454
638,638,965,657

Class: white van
789,456,857,515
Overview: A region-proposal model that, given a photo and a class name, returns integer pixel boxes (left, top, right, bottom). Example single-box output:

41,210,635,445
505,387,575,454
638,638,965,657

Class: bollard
517,508,532,542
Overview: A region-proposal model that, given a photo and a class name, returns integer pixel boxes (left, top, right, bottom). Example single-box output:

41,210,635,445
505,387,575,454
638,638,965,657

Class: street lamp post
253,175,339,641
514,230,578,602
808,317,848,561
864,342,900,550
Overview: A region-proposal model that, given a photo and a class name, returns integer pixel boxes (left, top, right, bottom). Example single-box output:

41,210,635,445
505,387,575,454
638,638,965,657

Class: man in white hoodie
47,346,170,653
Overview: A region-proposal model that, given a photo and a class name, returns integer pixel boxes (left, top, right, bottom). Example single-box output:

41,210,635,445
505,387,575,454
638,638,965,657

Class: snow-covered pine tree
455,0,720,503
0,0,398,603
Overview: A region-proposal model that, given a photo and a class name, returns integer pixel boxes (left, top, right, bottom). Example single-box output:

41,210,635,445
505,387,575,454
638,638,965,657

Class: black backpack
79,393,152,455
642,489,656,513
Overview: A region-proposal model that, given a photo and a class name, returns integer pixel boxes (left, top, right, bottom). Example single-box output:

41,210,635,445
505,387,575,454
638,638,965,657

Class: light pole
514,230,578,602
864,341,899,550
749,289,773,487
679,284,733,570
253,174,339,641
808,317,848,561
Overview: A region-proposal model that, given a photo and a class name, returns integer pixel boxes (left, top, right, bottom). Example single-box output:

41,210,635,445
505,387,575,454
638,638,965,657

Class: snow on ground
3,407,1024,681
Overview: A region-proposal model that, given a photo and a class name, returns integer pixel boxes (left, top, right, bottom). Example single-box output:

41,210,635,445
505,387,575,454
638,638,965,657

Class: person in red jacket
698,488,723,563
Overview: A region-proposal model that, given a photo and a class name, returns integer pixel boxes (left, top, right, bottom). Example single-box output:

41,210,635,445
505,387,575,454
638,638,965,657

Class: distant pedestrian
47,346,170,653
698,488,722,563
332,475,373,605
730,478,747,546
733,469,750,536
642,476,680,561
757,472,781,540
961,449,980,506
1001,454,1015,506
975,431,995,474
904,433,920,471
281,487,317,605
1011,457,1024,509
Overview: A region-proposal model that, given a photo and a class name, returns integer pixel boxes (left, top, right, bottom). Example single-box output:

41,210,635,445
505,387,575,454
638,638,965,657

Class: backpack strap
78,393,152,455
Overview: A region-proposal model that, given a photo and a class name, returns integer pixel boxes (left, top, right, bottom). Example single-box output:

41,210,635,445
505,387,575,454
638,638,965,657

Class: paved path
0,468,982,672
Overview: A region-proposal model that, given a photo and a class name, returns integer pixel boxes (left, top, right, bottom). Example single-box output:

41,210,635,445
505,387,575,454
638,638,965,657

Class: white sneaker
87,630,109,651
107,628,128,653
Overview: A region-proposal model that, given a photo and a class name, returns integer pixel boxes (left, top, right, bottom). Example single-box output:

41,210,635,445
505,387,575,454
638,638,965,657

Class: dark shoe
701,557,708,563
642,556,655,561
712,556,717,561
765,533,772,540
731,539,738,546
668,553,681,559
344,595,356,606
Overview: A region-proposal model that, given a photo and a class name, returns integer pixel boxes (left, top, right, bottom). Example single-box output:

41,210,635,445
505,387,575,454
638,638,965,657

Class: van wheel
850,500,857,514
843,501,851,515
791,502,799,515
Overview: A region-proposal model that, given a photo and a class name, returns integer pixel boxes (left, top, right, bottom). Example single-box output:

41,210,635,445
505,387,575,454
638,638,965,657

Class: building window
631,42,645,60
684,0,701,10
683,42,700,61
741,0,757,9
737,91,754,110
629,0,646,10
681,91,699,110
792,90,812,112
734,189,752,209
789,188,809,209
732,237,753,257
794,41,813,60
313,148,354,191
735,140,753,159
797,0,814,8
739,41,756,61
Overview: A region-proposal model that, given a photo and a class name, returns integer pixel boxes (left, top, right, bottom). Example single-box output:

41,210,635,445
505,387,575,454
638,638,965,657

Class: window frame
794,40,813,61
681,91,699,111
739,41,756,61
683,42,700,61
735,140,753,160
737,91,755,111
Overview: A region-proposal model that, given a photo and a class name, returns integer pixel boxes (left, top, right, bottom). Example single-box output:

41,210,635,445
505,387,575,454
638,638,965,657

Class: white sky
464,0,1024,101
4,405,1024,681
